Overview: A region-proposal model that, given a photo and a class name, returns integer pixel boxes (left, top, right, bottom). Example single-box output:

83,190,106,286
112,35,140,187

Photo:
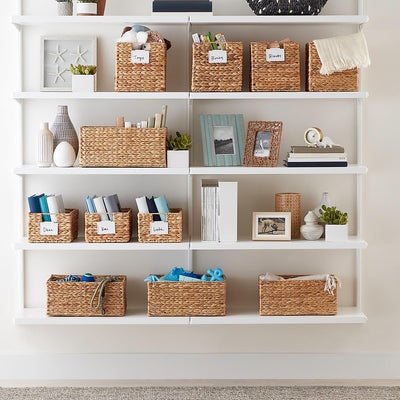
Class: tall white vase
37,122,53,167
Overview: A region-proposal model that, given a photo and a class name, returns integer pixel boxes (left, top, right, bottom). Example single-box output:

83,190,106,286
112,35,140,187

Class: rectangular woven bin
47,275,127,317
191,42,243,92
85,208,132,243
250,41,301,92
259,275,337,316
115,42,166,92
28,208,79,243
79,126,167,168
138,208,183,243
147,276,226,316
306,42,358,92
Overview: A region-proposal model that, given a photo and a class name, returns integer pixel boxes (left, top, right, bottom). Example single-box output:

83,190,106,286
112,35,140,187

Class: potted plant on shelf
55,0,73,16
319,205,348,242
76,0,98,16
70,64,97,92
166,132,192,168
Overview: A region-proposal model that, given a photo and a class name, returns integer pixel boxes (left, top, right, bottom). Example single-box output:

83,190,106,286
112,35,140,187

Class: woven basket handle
90,276,113,315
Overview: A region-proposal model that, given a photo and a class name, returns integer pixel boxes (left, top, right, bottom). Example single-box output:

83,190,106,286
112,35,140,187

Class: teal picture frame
200,114,245,167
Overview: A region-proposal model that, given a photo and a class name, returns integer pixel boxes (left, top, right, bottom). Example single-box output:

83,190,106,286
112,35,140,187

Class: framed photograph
200,114,245,167
252,212,291,241
243,121,283,167
40,36,97,92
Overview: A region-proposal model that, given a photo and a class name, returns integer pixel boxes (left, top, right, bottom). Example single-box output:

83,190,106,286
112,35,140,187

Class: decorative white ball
53,141,76,167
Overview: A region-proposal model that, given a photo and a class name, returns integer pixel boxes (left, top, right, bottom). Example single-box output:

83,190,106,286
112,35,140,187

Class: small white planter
72,75,95,92
167,150,189,169
77,2,98,15
325,224,348,242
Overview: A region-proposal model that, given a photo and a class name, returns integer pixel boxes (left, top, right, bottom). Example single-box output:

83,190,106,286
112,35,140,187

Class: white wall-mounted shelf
12,92,189,100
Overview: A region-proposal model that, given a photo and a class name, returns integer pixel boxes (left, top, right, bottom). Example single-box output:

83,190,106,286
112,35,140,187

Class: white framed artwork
40,36,97,92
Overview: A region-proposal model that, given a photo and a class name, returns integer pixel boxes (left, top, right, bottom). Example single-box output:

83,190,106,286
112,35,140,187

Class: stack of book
28,194,65,222
152,0,213,15
85,194,122,221
285,146,348,168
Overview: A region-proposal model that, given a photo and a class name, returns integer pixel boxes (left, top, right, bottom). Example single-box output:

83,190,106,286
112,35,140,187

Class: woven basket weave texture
246,0,328,15
275,193,301,239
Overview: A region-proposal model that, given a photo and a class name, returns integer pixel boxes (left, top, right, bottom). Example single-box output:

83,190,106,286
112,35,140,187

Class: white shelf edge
12,92,189,100
190,92,369,100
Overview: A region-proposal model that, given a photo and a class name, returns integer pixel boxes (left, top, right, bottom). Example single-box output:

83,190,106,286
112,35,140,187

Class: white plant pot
167,150,189,169
71,75,95,92
77,2,97,15
325,224,348,242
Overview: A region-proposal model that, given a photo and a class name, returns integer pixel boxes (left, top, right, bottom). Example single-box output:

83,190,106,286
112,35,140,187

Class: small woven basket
28,209,79,243
246,0,328,15
250,41,301,92
138,208,183,243
47,275,127,317
275,193,301,239
115,42,166,92
79,126,167,168
85,208,132,243
191,42,243,92
306,42,358,92
147,276,226,316
259,275,337,316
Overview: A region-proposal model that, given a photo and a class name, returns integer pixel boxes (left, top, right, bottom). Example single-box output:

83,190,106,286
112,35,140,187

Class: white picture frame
252,212,291,241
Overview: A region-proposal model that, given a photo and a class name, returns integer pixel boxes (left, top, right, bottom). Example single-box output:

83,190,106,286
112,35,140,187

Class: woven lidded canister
245,0,328,15
275,193,301,239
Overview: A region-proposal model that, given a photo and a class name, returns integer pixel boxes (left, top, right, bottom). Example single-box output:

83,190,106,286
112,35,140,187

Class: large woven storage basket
80,126,167,168
246,0,328,15
85,208,132,243
138,208,183,243
250,41,301,92
259,275,337,316
306,42,358,92
191,42,243,92
28,209,79,243
47,275,127,317
147,276,226,316
115,42,166,92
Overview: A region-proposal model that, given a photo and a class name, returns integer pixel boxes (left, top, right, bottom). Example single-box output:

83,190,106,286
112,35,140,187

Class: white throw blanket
314,32,371,75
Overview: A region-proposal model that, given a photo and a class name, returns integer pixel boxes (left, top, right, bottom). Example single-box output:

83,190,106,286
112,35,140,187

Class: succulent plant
167,132,192,151
69,64,97,75
55,0,72,2
318,205,348,225
77,0,98,3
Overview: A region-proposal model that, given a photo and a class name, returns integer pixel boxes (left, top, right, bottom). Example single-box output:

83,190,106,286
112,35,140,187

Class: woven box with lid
259,275,337,316
306,42,358,92
250,41,301,92
79,126,167,168
47,275,127,317
28,209,79,243
191,42,243,92
147,276,226,316
115,42,166,92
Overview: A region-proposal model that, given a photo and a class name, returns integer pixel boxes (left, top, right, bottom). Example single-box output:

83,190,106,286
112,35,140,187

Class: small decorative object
70,64,97,92
55,0,73,16
53,142,76,167
37,122,53,167
243,121,283,167
245,0,328,15
200,114,245,167
275,193,301,239
77,0,98,16
167,132,192,168
319,205,349,242
318,137,340,149
202,268,224,282
313,192,332,217
252,212,291,241
51,105,79,155
304,127,323,146
300,211,324,241
82,273,95,282
97,0,106,15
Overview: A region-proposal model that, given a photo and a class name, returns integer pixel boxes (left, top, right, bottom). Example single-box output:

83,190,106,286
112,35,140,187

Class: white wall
0,0,400,377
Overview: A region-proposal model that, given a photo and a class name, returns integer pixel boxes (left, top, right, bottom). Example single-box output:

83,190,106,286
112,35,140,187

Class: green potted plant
55,0,73,16
76,0,98,16
69,64,97,92
319,205,348,242
166,132,192,168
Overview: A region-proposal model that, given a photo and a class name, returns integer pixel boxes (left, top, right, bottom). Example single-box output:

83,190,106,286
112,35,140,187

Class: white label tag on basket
209,50,227,64
97,221,116,235
131,50,149,64
266,48,285,62
150,221,169,235
40,222,58,236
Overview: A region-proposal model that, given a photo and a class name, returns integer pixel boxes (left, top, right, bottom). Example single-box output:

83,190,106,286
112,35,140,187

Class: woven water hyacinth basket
115,42,166,92
191,42,243,92
306,42,358,92
138,208,183,243
147,276,226,316
85,208,132,243
28,209,79,243
47,275,127,317
79,127,167,168
275,193,301,239
246,0,328,15
259,275,337,316
250,41,301,92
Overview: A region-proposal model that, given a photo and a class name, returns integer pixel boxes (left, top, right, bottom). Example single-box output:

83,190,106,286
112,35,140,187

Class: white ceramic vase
167,150,189,168
57,2,73,16
300,211,324,241
77,2,98,15
53,142,76,167
325,224,348,242
37,122,53,167
72,75,95,92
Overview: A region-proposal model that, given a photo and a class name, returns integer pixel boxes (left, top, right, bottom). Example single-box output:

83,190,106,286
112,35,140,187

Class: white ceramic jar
300,211,324,241
37,122,53,167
